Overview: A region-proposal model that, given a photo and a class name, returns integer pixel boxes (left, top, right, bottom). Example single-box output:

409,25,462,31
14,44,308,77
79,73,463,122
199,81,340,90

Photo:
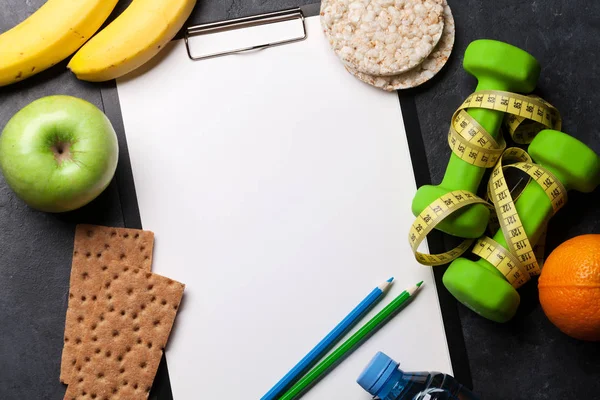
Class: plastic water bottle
357,352,480,400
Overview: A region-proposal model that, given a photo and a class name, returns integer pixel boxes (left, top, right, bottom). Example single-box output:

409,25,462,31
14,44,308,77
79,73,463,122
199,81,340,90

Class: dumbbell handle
439,79,511,194
472,164,567,278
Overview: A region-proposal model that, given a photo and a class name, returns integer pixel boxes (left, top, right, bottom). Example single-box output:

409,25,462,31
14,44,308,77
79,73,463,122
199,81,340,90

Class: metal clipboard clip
184,8,307,61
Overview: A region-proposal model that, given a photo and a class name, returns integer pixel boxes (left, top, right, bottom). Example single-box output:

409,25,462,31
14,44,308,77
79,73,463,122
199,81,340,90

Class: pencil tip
387,277,394,283
416,281,424,288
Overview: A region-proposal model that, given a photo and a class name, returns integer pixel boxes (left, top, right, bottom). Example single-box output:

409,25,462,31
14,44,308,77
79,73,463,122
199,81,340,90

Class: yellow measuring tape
480,147,567,286
409,190,487,266
410,90,565,288
471,235,529,287
448,91,562,168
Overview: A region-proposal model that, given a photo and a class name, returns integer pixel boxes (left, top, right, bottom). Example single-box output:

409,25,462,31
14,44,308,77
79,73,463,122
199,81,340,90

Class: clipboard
99,4,472,398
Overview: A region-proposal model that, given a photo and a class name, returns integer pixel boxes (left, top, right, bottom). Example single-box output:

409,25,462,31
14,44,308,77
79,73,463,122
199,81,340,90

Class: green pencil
279,281,424,400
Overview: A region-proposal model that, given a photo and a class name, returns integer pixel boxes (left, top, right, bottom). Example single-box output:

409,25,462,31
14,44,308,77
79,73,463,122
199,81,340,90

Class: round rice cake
321,0,445,76
347,0,455,91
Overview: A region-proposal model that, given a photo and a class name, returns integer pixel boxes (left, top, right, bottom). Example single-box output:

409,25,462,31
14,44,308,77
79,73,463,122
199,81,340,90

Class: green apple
0,95,118,213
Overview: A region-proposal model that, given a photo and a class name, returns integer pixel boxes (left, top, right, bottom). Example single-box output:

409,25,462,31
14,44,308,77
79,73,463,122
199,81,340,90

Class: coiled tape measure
409,90,565,289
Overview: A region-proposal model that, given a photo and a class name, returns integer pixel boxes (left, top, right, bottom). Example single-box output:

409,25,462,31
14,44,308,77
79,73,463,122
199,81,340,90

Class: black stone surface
1,1,599,399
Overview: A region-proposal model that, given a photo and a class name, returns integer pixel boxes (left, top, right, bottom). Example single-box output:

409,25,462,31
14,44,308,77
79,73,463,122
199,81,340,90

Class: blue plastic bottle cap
357,352,400,396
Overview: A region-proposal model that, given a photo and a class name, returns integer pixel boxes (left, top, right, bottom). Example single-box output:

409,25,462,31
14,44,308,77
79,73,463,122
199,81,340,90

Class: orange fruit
538,234,600,341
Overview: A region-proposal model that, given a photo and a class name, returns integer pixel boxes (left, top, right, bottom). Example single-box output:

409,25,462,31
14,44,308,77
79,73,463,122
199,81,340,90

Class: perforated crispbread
61,225,155,383
347,0,455,90
64,263,184,400
321,0,445,76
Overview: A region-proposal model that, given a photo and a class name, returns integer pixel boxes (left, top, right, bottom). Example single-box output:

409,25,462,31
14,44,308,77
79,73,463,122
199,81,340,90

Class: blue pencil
261,277,394,400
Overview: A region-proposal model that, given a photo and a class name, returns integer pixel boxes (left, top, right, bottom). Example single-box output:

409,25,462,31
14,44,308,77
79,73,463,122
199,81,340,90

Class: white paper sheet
116,15,452,400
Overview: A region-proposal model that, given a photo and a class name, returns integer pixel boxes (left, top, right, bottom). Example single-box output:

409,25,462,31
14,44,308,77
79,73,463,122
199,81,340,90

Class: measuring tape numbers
409,190,487,266
448,91,561,169
471,235,529,288
482,146,567,279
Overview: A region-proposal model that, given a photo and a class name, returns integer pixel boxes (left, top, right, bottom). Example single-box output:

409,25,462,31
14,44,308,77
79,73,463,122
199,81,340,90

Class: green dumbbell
443,130,600,323
412,40,541,238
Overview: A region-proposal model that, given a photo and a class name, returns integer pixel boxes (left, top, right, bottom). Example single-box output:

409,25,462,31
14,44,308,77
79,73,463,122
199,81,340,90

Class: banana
68,0,197,82
0,0,118,87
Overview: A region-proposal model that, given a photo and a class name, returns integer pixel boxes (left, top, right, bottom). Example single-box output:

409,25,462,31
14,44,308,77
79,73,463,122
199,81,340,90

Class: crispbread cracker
64,263,184,400
61,225,155,383
321,0,445,76
347,0,455,90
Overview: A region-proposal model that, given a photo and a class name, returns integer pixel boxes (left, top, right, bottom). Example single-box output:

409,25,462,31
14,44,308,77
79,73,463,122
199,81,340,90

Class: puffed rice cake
321,0,445,76
347,0,455,90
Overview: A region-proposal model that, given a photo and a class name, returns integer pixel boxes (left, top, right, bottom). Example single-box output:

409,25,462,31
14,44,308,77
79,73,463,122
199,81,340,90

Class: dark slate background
1,1,599,399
